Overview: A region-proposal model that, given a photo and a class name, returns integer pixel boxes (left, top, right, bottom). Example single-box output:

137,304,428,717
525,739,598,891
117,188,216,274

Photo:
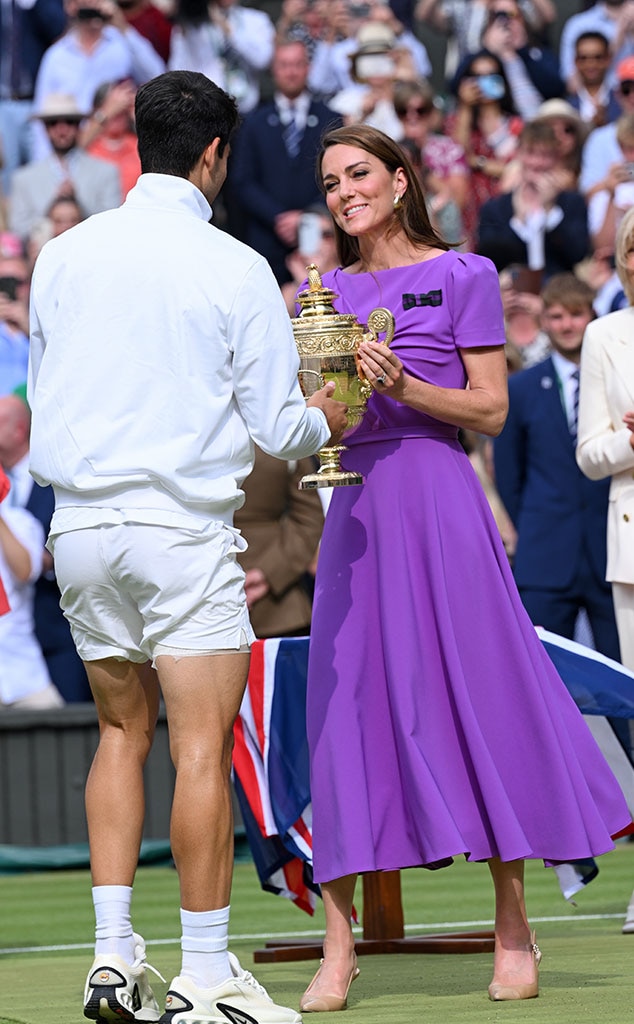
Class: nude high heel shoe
488,932,542,1001
299,956,360,1012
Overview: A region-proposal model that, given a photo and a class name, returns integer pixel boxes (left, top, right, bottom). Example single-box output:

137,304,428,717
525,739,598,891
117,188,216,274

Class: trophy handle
297,368,326,397
365,307,395,346
356,307,395,382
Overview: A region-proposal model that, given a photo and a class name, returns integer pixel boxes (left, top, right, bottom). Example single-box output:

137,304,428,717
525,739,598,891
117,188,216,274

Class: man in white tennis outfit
27,70,346,1024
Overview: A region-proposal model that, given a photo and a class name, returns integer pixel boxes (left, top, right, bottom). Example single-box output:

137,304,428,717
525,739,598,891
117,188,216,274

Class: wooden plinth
253,870,495,963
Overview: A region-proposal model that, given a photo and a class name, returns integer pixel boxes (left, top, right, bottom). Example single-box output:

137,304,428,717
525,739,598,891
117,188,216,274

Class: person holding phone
476,1,563,120
447,49,522,248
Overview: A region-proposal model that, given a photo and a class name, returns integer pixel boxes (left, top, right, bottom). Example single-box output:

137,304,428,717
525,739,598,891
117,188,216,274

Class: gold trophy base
299,445,363,489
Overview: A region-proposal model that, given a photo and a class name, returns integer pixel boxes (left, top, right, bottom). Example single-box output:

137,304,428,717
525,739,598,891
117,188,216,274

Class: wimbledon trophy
291,264,395,489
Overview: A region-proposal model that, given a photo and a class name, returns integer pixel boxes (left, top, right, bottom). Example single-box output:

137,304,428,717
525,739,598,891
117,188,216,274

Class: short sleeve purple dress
306,250,631,885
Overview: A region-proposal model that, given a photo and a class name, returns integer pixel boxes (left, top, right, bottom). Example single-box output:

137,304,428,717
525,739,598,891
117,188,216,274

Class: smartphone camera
0,276,19,302
477,74,506,101
298,213,323,258
626,162,634,179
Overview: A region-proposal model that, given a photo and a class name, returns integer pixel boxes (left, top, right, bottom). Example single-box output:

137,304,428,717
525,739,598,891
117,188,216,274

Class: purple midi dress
306,251,632,885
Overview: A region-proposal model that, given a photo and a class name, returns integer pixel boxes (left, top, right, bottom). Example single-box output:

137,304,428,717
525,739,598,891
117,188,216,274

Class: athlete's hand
307,381,348,445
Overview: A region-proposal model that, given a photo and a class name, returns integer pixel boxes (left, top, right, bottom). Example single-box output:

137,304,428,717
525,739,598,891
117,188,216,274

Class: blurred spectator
281,202,338,314
414,0,555,82
8,93,121,243
567,30,622,128
308,0,431,101
588,112,634,250
477,120,590,281
25,194,86,269
0,240,30,394
454,0,563,121
0,391,91,702
228,38,341,285
276,0,328,61
168,0,275,114
0,394,66,709
494,272,621,662
328,21,418,139
502,98,588,192
581,57,634,195
576,245,629,314
447,49,522,248
81,79,141,196
560,0,634,92
393,78,468,244
498,266,553,365
32,0,164,159
235,447,325,640
0,0,66,189
115,0,173,62
46,192,86,234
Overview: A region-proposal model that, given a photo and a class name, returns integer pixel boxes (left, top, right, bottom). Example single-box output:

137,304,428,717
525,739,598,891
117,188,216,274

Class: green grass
2,843,634,1022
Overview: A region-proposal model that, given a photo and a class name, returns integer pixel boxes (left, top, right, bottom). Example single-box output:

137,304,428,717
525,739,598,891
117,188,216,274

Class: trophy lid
294,264,343,319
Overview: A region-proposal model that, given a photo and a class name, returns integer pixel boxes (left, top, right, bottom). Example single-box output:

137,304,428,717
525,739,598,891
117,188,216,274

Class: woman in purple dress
300,124,632,1013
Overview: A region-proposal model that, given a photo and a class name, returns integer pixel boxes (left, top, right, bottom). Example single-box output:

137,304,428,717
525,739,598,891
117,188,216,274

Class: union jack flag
233,631,634,911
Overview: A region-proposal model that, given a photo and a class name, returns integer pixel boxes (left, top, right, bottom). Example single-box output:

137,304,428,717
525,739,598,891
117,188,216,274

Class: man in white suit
8,93,122,243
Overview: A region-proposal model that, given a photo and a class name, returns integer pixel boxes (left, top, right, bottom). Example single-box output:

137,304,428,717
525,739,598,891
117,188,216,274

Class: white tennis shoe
84,932,164,1022
159,952,302,1024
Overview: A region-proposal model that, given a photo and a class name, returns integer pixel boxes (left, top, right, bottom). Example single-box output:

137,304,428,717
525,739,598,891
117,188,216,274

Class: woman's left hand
358,340,405,397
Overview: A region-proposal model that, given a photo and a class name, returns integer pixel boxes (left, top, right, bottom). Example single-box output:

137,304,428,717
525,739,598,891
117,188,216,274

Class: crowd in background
1,0,634,708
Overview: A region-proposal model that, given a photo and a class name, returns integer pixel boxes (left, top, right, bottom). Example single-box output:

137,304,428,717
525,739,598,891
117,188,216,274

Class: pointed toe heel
300,958,360,1013
488,932,541,1002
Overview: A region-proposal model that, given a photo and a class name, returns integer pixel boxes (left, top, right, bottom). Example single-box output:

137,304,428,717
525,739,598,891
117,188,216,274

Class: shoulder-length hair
316,124,449,269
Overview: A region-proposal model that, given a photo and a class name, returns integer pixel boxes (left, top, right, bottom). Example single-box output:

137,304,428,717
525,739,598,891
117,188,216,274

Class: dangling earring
393,193,403,210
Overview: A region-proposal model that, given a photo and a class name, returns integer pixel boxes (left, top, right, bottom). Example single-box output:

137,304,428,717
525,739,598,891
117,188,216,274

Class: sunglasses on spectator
489,9,518,23
621,82,634,95
398,104,433,118
576,52,607,62
42,117,82,127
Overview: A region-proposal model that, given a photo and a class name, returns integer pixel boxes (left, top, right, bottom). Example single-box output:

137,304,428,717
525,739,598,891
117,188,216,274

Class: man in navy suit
494,273,620,660
227,38,341,285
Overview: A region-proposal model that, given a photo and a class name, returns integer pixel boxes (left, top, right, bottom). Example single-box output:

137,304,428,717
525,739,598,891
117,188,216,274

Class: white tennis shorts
50,520,255,663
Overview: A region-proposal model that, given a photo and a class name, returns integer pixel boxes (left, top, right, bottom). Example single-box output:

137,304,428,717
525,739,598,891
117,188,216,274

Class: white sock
92,885,135,963
180,906,231,989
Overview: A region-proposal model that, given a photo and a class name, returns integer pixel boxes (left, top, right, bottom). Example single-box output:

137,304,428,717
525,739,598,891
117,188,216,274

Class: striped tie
283,105,302,159
570,368,580,445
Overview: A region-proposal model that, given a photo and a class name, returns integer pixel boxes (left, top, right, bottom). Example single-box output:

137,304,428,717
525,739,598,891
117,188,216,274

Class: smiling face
321,143,406,241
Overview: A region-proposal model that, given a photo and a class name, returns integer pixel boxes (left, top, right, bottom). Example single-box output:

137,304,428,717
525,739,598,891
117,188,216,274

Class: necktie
283,104,302,159
570,368,580,445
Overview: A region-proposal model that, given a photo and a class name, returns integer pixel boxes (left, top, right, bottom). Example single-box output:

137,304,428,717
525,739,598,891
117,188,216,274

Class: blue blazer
228,98,342,283
493,356,611,589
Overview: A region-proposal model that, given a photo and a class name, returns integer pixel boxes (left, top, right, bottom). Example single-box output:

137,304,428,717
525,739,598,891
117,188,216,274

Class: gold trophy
292,264,395,489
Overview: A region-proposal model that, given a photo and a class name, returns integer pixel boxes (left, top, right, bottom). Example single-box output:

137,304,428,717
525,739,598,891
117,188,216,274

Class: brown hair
316,123,449,269
541,273,595,313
